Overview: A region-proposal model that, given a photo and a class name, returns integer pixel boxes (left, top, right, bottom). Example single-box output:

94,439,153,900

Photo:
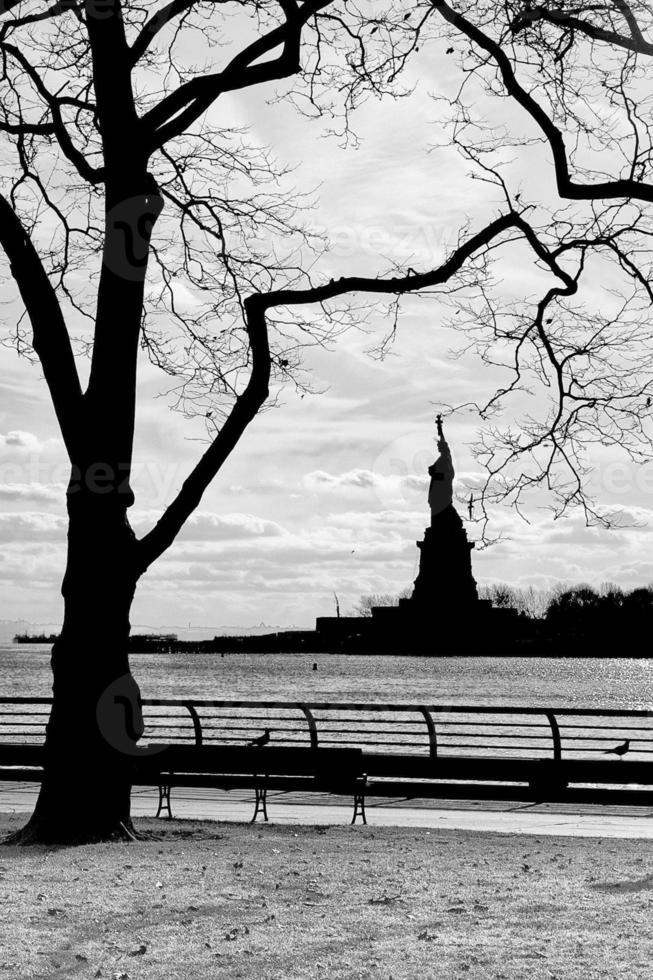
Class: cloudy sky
1,24,653,633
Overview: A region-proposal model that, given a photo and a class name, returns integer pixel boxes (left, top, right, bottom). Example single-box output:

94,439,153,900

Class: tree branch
432,0,653,203
0,0,79,37
137,209,573,567
129,0,199,66
143,0,331,152
0,1,25,17
0,41,102,183
84,0,161,481
0,121,57,135
84,0,140,178
512,2,653,57
255,212,575,308
0,193,83,458
137,293,271,570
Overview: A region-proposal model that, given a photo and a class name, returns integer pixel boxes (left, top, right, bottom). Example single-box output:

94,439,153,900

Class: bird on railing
604,739,630,757
249,728,271,748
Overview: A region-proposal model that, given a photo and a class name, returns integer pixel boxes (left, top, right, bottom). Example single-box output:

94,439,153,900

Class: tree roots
1,816,148,847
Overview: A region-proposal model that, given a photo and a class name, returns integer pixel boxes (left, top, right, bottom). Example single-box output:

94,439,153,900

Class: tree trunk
7,486,144,845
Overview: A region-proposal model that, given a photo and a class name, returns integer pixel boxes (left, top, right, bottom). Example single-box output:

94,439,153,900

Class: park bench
359,753,653,807
5,698,653,818
0,744,44,783
135,744,369,824
0,743,369,824
5,740,653,817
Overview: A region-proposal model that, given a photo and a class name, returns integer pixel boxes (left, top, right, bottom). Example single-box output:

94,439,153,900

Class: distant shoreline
11,632,653,658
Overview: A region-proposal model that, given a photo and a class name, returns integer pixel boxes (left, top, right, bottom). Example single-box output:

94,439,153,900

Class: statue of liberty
427,414,454,523
410,410,479,609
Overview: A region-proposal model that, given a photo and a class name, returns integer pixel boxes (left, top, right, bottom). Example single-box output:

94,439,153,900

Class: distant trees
480,580,653,642
353,589,412,617
479,583,551,619
354,579,653,652
480,583,517,610
546,585,605,634
545,583,653,647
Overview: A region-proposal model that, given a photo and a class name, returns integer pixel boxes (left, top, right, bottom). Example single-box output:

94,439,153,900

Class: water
3,643,653,709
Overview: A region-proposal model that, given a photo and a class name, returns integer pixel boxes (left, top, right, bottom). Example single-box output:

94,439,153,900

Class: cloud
0,431,47,453
179,512,285,541
0,512,66,542
454,470,487,491
304,469,377,491
0,541,65,584
323,509,424,529
302,468,427,502
132,510,286,542
160,531,412,567
225,479,288,496
601,505,653,528
609,561,653,583
0,483,64,503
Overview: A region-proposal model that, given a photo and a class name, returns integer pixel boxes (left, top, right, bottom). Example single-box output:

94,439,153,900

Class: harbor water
3,644,653,710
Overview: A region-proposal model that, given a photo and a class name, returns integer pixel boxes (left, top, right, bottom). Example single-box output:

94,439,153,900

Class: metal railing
2,697,653,762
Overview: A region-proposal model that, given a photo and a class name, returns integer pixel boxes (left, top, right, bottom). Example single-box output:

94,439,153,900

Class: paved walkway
3,781,653,839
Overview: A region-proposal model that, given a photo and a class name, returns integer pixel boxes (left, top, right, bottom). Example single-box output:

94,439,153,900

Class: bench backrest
0,744,44,767
137,744,364,778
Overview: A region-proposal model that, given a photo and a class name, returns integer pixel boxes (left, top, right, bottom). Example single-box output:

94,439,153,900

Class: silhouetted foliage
545,583,653,647
480,584,515,609
479,583,551,619
353,590,412,618
480,581,653,644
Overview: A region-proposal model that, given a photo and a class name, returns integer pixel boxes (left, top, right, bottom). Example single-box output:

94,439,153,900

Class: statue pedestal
410,505,478,612
368,504,490,650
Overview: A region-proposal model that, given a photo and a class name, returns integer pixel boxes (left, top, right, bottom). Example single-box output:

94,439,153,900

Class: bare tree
0,1,576,844
352,589,412,617
479,583,551,618
4,1,651,845
0,0,429,844
424,1,653,529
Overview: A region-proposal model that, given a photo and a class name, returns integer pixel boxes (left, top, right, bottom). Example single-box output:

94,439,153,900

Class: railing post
420,708,437,760
299,704,318,749
544,710,561,762
184,702,203,746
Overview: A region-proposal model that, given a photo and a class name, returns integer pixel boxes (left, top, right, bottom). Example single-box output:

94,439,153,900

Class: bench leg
351,789,367,825
156,781,173,819
252,780,269,823
528,777,568,802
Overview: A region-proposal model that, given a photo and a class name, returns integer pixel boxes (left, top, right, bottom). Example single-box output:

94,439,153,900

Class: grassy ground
1,814,653,980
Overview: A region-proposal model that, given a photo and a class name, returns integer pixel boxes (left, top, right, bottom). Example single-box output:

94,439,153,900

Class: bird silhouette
604,739,630,757
249,728,271,747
